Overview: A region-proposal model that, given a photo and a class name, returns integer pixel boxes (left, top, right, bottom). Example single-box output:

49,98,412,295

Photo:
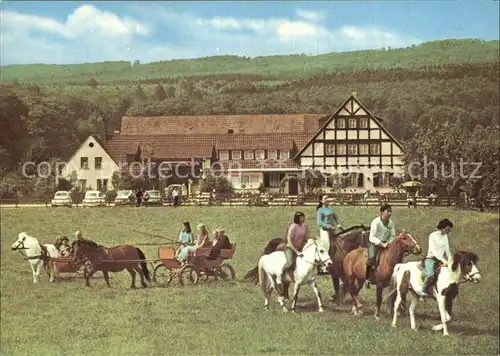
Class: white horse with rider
390,250,481,336
11,232,60,283
257,238,333,313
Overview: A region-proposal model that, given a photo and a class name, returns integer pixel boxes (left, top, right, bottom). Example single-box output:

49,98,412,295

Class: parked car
144,190,162,205
82,190,106,207
51,191,72,207
114,190,135,205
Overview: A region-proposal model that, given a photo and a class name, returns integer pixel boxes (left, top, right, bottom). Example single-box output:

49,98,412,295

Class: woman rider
279,211,309,288
420,218,454,298
316,194,342,274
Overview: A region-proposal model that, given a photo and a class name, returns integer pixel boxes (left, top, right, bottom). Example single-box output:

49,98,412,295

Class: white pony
258,238,333,312
11,232,60,283
390,251,481,336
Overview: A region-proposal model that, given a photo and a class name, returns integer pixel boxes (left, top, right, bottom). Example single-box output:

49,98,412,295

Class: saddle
418,257,443,295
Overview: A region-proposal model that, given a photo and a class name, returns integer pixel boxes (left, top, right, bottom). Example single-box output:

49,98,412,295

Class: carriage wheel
217,263,236,281
153,264,173,285
178,265,199,286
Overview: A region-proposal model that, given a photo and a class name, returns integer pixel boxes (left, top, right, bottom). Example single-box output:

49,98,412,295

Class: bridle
297,240,332,267
12,236,43,260
399,232,421,257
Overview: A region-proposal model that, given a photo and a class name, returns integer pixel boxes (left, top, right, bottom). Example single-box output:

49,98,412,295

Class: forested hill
1,38,498,85
1,38,499,197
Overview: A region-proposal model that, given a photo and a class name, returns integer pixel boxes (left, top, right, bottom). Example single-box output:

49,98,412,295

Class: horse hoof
374,316,380,321
318,308,325,313
391,323,396,328
443,333,449,337
282,308,289,313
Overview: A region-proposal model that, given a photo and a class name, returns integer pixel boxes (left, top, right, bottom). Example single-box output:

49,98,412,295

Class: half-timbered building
67,93,405,194
295,93,405,192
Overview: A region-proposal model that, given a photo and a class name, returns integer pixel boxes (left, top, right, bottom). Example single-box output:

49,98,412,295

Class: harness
12,238,47,261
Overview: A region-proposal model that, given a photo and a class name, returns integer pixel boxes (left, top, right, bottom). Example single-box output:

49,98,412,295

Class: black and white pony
389,251,481,336
11,232,60,283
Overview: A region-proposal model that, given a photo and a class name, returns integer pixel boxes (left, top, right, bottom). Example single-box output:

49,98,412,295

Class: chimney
228,129,234,134
114,130,120,135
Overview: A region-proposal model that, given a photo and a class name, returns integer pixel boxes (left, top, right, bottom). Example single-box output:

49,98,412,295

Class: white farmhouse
61,136,118,191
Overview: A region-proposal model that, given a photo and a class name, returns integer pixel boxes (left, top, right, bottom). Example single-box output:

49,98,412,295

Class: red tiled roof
120,114,326,135
215,159,301,170
216,133,308,150
104,132,313,163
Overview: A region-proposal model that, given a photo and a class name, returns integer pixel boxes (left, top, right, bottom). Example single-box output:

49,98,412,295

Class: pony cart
43,256,86,277
152,244,236,286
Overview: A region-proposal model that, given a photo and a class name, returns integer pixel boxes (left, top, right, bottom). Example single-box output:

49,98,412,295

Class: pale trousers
319,229,331,251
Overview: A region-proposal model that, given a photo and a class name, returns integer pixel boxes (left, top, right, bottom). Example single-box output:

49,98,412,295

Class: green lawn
1,206,498,355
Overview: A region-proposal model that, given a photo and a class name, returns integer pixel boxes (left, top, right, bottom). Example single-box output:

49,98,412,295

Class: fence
1,193,498,210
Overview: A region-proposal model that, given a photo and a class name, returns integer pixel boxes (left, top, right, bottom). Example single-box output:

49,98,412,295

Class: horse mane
74,238,100,248
337,224,369,236
451,251,479,271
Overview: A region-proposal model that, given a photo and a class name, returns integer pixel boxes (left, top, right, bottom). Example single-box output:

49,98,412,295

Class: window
256,150,265,160
80,157,89,169
219,151,229,160
373,172,394,187
280,150,290,160
337,119,345,128
78,179,87,190
95,157,102,169
232,150,241,160
359,144,369,155
360,118,369,128
348,118,357,128
325,144,335,155
348,144,358,155
337,144,346,155
270,172,280,187
241,175,250,187
268,150,277,159
231,176,241,189
96,179,108,191
370,143,381,155
244,150,254,160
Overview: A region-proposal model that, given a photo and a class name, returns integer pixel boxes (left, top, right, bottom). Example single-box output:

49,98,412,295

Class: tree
154,84,167,101
88,78,99,88
0,93,29,175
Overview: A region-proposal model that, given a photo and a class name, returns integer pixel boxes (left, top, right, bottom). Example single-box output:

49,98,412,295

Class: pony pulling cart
152,244,237,286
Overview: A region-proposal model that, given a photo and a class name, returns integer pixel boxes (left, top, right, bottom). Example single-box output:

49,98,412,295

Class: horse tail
243,237,282,283
243,266,259,283
136,247,151,282
258,256,268,296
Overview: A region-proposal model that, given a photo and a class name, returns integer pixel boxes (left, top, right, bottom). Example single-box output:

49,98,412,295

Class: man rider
365,204,396,288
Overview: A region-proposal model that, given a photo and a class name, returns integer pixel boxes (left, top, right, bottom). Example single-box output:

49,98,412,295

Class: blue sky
1,1,498,65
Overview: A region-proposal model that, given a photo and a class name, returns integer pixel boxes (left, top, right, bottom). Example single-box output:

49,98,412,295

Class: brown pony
343,230,422,318
72,239,151,288
328,225,370,304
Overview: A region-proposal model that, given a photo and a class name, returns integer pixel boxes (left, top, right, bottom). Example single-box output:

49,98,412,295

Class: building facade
68,93,405,194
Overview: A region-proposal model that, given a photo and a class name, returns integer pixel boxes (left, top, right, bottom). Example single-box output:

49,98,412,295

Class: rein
297,241,331,267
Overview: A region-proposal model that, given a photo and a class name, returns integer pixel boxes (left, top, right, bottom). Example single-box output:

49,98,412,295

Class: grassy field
1,206,498,355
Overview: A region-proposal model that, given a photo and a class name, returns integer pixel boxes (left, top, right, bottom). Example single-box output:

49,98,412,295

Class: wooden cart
152,243,236,286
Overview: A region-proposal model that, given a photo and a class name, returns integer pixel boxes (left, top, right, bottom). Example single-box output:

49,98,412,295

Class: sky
1,1,499,65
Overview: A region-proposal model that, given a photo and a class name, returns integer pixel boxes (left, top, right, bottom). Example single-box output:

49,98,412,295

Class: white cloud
1,5,148,40
0,4,423,65
295,9,326,21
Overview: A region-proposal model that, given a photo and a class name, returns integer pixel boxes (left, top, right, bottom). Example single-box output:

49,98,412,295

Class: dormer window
256,150,265,160
268,150,277,159
244,150,254,160
219,150,229,160
280,150,290,160
232,150,241,160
